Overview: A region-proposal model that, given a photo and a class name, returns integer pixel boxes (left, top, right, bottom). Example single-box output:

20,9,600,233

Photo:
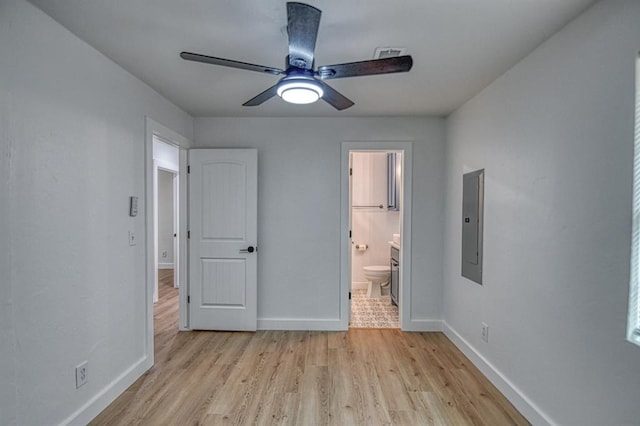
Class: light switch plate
129,231,136,246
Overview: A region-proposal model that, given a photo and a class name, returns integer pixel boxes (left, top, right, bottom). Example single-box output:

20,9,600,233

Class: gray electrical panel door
462,169,484,284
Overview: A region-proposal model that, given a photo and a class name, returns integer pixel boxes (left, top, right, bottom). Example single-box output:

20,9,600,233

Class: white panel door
188,149,257,331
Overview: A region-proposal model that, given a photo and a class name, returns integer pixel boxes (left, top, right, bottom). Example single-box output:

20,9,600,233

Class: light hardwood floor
90,270,529,425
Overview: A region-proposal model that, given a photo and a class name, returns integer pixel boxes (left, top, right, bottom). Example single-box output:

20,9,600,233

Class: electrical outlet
76,361,88,389
481,323,489,343
161,250,167,258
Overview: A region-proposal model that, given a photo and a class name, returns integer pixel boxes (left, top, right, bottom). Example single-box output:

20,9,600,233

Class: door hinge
349,168,352,176
187,295,190,303
349,291,351,300
187,230,190,239
187,165,190,174
349,230,352,238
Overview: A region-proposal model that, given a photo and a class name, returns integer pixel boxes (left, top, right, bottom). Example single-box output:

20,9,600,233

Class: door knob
239,246,255,253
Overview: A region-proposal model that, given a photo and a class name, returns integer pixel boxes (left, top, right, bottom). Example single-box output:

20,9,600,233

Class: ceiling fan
180,2,413,110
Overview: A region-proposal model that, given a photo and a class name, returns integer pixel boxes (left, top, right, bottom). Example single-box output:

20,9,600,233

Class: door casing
145,118,191,364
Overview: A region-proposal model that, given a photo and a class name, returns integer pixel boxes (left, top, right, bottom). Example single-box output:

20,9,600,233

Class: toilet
363,266,391,298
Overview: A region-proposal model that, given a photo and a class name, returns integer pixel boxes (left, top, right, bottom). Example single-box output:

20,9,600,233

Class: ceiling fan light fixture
276,79,324,104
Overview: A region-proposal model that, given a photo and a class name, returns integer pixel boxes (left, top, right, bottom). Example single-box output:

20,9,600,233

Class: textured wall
0,0,192,423
444,1,640,424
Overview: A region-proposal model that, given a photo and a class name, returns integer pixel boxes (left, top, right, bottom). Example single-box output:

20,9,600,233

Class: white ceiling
28,0,596,117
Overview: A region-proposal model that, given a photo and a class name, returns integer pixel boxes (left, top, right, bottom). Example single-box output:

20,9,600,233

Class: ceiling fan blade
317,55,413,80
243,84,280,107
180,52,284,75
287,2,321,69
319,82,354,111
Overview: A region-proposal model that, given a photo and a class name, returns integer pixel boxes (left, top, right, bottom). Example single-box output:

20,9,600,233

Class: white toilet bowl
363,266,390,298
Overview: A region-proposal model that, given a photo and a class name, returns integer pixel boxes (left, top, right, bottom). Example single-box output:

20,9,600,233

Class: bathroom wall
351,152,400,286
157,169,174,267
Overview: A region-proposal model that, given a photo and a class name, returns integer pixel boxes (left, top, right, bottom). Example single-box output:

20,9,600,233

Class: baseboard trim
158,263,174,269
402,319,442,332
257,318,443,332
61,355,152,426
258,318,345,331
441,321,554,426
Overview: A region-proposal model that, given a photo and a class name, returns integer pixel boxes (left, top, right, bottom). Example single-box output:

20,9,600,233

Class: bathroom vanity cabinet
390,246,399,306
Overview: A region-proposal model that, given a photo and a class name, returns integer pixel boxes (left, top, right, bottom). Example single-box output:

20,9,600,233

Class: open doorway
156,169,176,275
155,168,178,313
349,151,402,328
340,141,413,331
144,118,190,366
152,137,180,306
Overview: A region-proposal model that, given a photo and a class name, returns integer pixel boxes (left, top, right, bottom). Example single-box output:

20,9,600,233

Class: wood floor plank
328,340,374,425
346,329,394,424
417,390,472,425
298,365,330,425
305,330,328,367
90,270,530,426
368,330,415,412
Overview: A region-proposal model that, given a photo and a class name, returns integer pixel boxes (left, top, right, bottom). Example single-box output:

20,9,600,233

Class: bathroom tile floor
349,288,399,328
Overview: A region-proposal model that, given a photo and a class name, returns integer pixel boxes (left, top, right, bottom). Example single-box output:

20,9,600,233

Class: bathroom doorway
350,150,401,328
340,142,413,330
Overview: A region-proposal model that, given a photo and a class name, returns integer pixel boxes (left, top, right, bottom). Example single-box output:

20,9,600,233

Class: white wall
443,0,640,424
0,82,16,423
157,170,174,266
351,152,400,284
153,138,180,168
194,117,445,328
0,0,193,424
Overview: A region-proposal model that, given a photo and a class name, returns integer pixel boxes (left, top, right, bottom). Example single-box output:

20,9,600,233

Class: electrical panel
462,169,484,284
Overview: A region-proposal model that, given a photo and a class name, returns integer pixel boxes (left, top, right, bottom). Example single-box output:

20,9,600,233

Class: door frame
145,117,191,364
340,141,413,330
